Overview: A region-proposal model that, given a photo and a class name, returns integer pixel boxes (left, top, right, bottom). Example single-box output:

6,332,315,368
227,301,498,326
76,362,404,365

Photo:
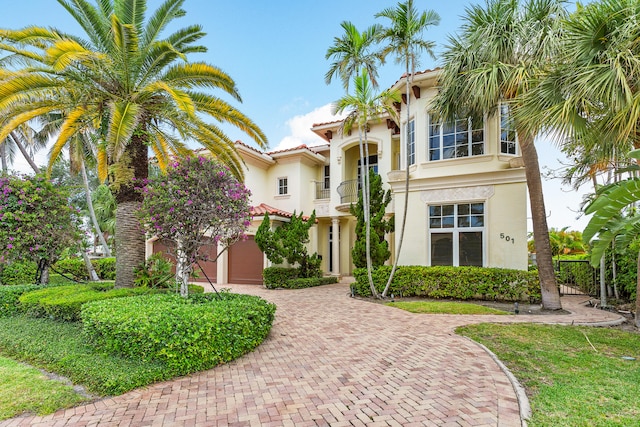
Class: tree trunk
82,251,100,281
10,131,40,174
175,238,191,298
636,249,640,328
81,160,112,257
518,130,562,310
358,127,378,298
113,138,148,288
39,264,49,285
0,143,7,172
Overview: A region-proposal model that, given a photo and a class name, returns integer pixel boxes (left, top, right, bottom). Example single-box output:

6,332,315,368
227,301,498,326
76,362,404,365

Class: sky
1,0,590,232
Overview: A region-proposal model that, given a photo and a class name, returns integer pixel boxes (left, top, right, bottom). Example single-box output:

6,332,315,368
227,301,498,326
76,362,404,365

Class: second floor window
408,119,416,166
429,117,484,161
500,104,517,155
323,165,330,190
277,177,288,195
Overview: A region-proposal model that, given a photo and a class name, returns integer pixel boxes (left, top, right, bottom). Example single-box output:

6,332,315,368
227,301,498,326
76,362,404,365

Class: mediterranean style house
149,68,528,285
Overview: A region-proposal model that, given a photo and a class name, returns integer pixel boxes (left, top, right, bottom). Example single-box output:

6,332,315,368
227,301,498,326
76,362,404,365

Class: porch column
331,217,340,276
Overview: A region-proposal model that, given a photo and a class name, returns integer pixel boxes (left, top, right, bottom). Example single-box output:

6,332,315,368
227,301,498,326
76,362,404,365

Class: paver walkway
2,282,624,427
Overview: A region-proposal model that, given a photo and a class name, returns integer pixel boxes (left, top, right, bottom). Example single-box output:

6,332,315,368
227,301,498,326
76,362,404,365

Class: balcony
314,181,330,200
337,179,359,204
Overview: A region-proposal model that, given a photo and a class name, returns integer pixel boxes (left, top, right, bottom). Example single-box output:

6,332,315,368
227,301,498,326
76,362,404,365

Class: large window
323,165,330,190
500,104,517,155
429,117,484,161
408,119,416,166
357,154,378,189
429,202,484,266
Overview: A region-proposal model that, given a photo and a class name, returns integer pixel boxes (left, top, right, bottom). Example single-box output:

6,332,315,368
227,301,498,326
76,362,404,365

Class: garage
228,235,264,284
152,238,218,283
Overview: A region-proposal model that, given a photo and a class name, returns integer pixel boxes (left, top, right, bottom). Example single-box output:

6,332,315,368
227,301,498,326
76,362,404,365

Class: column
331,217,340,276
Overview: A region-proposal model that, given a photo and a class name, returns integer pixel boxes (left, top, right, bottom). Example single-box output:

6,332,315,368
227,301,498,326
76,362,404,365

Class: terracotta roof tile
266,144,310,155
250,203,313,221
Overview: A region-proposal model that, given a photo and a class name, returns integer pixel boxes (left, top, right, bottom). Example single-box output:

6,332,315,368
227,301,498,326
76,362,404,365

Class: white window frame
500,103,518,155
323,165,330,190
407,119,416,166
277,177,288,195
428,202,485,267
428,115,484,161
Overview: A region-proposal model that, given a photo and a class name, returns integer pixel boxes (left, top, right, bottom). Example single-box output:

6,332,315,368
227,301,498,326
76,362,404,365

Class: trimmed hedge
0,284,41,317
0,262,38,285
280,276,339,289
81,293,276,374
19,284,154,322
353,265,540,302
263,266,334,289
0,258,117,285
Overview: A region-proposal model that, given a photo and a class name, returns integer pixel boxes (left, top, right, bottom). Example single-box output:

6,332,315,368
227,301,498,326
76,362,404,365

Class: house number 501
500,233,515,244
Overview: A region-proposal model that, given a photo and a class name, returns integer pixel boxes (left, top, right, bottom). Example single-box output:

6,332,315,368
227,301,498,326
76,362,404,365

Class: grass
387,300,510,315
0,315,173,400
458,324,640,427
0,356,89,419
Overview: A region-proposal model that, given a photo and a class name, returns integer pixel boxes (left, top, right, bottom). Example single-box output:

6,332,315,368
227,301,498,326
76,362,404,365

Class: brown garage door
228,236,263,284
152,238,217,283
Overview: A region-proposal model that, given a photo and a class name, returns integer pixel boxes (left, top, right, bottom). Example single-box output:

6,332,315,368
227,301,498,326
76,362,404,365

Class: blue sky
2,0,590,231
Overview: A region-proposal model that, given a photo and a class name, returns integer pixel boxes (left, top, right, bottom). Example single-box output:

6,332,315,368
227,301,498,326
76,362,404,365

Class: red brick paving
2,283,623,427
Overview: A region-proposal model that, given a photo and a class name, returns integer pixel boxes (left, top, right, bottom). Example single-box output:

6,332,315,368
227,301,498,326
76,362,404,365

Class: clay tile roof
266,144,309,155
250,203,313,221
391,68,442,87
311,119,344,128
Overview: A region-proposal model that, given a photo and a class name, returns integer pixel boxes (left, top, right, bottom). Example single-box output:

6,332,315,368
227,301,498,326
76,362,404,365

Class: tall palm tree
326,21,385,284
431,0,565,310
522,0,640,322
0,0,267,287
375,0,440,297
333,69,399,297
0,121,48,174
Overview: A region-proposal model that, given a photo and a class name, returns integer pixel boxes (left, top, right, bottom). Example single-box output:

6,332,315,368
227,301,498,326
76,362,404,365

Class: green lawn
458,324,640,427
0,356,88,419
387,300,510,315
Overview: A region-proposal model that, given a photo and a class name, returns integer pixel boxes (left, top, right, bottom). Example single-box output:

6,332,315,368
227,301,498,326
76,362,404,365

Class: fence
555,259,599,297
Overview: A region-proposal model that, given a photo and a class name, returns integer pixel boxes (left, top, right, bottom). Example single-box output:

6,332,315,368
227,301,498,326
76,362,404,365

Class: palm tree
431,0,565,310
0,121,48,174
0,0,267,287
333,69,399,297
325,21,384,91
326,21,385,286
375,0,440,297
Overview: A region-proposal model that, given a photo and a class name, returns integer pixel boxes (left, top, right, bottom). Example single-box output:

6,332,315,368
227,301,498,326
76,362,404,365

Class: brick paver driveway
3,282,623,427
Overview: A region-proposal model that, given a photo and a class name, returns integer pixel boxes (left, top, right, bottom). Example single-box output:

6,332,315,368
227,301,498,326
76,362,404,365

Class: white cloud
274,103,347,151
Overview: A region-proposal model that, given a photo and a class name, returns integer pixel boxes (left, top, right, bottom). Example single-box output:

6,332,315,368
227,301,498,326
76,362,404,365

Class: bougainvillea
0,174,83,284
137,156,252,296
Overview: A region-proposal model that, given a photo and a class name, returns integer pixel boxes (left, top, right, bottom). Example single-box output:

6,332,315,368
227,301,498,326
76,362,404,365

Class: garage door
152,238,217,283
228,236,264,284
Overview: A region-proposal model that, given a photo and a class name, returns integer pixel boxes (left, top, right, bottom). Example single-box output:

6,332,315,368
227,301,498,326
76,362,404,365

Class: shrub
18,284,155,322
0,261,37,285
53,258,90,280
263,267,299,288
0,284,40,317
81,293,276,374
284,276,339,289
352,266,540,302
93,258,116,280
134,253,175,289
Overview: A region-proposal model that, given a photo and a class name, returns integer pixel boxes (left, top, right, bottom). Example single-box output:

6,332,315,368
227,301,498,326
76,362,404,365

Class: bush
283,276,339,289
18,284,155,322
93,258,116,280
0,284,40,317
262,267,299,288
352,266,540,302
53,258,90,280
0,261,38,285
81,293,276,375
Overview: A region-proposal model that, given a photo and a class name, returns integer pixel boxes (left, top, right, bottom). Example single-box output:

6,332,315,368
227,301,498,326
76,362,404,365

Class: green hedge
353,266,540,302
280,276,339,289
81,293,276,375
0,262,38,285
92,258,116,280
0,284,41,317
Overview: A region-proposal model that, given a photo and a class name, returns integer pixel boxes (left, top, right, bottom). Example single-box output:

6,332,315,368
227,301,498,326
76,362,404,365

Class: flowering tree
0,174,82,284
138,156,252,297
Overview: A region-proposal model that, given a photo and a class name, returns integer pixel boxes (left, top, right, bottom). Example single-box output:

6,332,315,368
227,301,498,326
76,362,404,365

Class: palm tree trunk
0,143,7,172
358,126,378,298
382,63,411,297
114,138,148,288
518,129,562,310
81,159,112,257
10,131,40,174
82,250,100,281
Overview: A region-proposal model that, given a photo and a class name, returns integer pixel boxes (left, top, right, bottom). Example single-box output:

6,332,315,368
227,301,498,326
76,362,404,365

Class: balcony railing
337,179,359,204
314,181,330,200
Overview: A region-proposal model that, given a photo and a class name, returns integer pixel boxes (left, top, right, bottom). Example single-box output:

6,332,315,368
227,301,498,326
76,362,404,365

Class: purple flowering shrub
137,156,252,296
0,175,83,284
